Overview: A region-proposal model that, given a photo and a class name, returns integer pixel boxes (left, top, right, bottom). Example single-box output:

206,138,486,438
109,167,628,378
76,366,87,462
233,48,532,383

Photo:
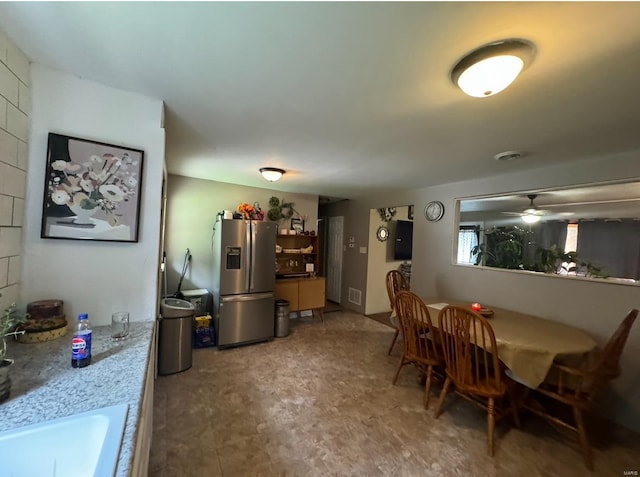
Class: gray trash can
275,299,290,337
159,298,195,375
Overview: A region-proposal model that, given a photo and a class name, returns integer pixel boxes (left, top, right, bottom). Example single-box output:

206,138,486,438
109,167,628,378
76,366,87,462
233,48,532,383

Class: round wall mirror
376,225,389,242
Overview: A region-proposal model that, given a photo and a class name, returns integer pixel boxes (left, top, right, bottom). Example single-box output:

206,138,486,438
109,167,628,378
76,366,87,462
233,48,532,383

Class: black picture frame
291,217,304,234
41,132,144,242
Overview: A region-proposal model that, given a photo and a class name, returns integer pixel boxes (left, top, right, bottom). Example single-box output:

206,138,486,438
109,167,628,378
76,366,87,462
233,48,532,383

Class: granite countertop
0,321,155,477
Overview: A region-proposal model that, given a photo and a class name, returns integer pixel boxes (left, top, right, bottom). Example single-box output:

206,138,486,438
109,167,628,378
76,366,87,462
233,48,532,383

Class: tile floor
149,310,639,476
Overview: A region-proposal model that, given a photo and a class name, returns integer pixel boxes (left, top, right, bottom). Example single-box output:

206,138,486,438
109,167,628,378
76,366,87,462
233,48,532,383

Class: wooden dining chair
434,305,520,456
522,308,638,470
385,270,409,355
392,291,442,409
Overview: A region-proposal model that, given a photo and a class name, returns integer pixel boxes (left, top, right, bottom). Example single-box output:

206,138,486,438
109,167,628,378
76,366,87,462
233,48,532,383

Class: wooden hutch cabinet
275,233,320,276
275,232,326,319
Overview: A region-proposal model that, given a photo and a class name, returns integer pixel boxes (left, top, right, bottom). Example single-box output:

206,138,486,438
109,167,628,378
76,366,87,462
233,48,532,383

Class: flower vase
69,204,97,226
0,358,13,403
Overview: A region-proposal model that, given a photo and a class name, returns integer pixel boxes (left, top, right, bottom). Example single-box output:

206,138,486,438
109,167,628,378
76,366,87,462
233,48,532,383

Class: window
564,223,578,252
457,226,480,264
559,223,578,275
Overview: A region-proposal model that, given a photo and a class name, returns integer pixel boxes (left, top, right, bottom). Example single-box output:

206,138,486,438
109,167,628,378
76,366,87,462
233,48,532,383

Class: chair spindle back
593,309,638,378
438,305,502,393
386,270,409,314
395,291,439,364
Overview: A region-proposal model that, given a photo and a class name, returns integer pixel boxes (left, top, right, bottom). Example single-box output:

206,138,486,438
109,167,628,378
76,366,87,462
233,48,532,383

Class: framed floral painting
40,133,144,242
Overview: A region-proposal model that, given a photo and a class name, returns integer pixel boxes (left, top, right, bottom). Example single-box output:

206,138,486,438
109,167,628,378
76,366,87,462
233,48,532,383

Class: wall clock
376,225,389,242
424,201,445,222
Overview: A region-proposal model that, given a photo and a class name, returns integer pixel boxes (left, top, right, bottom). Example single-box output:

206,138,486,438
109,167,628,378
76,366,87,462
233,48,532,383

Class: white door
327,216,343,303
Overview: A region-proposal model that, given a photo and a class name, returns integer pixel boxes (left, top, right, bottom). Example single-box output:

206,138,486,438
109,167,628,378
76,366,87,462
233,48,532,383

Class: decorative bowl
479,308,494,318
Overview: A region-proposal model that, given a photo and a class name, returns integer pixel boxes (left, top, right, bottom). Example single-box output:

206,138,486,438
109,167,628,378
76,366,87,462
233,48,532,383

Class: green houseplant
1,302,26,403
471,226,608,278
472,226,526,269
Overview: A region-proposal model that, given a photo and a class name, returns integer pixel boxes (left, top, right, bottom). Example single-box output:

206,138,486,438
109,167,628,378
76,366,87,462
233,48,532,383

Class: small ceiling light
451,39,535,98
259,167,285,182
494,151,522,162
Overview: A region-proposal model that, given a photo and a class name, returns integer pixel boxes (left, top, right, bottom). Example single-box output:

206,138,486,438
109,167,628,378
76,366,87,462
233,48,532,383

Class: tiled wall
0,29,29,313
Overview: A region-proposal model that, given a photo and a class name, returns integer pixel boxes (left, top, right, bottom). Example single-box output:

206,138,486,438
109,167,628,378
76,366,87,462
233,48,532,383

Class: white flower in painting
51,189,70,205
51,160,68,171
80,179,94,192
99,184,125,202
66,163,82,173
125,176,137,188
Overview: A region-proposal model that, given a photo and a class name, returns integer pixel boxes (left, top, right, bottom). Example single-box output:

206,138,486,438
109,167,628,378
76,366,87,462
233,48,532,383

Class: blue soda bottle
71,313,92,368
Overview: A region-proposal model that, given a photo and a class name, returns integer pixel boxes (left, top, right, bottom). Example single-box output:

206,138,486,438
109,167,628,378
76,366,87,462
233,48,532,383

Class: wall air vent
348,288,362,306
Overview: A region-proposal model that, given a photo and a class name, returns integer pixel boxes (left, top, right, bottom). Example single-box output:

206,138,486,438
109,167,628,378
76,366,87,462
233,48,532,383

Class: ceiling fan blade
523,208,549,215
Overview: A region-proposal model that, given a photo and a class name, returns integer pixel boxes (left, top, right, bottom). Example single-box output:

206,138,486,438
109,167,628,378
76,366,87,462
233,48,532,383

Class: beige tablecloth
425,301,598,389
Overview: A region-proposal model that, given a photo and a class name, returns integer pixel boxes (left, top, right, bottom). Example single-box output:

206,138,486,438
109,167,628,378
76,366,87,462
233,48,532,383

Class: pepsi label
71,332,92,360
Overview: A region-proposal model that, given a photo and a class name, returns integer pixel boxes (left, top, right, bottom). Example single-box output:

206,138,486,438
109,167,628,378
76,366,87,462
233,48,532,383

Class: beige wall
165,174,318,296
0,30,28,313
333,150,640,432
365,205,412,315
21,64,165,325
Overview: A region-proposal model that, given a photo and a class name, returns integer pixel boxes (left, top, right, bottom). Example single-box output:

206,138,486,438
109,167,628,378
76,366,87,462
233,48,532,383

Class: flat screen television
394,220,413,260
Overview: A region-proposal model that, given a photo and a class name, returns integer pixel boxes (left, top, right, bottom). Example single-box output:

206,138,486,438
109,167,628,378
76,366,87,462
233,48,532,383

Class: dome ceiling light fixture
451,39,535,98
259,167,286,182
521,213,541,224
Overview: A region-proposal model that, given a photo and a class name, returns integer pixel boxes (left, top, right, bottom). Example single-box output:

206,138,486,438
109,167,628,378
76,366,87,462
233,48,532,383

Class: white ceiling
2,2,640,199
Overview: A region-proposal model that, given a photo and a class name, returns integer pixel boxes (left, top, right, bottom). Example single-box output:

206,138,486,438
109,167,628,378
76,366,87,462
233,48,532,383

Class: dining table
423,299,598,389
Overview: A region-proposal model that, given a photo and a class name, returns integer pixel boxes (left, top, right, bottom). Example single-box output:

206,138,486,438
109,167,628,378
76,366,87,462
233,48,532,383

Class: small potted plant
1,301,26,403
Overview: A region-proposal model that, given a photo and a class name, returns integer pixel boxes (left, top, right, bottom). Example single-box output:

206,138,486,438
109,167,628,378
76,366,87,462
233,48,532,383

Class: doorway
326,216,344,303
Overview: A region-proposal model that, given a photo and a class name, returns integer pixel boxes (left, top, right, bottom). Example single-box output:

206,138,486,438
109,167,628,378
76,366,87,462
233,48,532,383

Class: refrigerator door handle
221,292,274,303
245,221,252,292
249,220,257,292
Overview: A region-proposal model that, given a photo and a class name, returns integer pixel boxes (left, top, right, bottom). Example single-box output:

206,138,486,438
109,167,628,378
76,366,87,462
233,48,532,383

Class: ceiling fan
502,194,550,223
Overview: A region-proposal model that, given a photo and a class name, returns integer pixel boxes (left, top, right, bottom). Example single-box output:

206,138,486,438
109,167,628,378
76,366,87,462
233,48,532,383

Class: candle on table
472,302,482,311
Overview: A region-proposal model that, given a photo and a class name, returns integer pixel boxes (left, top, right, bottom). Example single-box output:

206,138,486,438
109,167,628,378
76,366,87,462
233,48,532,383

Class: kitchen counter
0,321,155,477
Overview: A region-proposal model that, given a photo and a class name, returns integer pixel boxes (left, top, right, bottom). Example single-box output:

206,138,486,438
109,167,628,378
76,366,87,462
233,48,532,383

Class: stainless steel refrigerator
212,219,277,348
